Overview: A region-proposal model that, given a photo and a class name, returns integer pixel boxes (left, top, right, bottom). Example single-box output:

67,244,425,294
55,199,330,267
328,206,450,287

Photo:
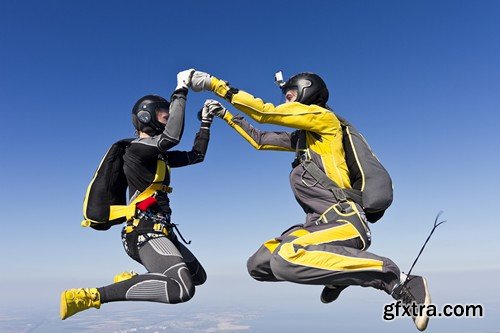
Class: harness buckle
332,188,347,201
160,185,173,193
152,223,169,236
314,215,329,226
292,152,309,168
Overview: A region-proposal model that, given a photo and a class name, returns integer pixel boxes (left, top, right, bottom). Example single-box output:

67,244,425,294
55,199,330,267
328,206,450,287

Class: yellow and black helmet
131,95,170,136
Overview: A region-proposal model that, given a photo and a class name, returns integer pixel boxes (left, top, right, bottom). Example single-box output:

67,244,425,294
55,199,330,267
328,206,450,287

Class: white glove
199,99,227,122
176,69,195,90
190,71,212,92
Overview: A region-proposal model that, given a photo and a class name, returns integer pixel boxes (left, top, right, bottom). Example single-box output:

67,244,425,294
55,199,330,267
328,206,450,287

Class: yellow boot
60,288,101,320
113,271,138,283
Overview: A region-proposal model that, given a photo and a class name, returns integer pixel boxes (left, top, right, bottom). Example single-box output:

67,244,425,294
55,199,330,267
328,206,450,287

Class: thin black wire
405,211,447,279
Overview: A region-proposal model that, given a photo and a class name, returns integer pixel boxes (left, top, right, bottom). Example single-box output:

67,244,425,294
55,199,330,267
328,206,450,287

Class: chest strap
302,159,362,208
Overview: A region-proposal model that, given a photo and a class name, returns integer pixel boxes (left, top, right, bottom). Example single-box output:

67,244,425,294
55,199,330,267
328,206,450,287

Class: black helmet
281,72,329,107
131,95,170,136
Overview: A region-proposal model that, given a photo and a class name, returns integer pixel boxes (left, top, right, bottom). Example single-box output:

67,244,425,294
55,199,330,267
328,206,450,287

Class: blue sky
1,0,499,332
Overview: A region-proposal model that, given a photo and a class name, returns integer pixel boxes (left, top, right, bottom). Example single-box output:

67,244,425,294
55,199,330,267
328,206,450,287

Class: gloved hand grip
176,69,195,90
190,71,212,92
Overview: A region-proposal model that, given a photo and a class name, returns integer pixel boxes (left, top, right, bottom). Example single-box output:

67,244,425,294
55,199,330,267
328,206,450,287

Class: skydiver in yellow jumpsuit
185,70,432,331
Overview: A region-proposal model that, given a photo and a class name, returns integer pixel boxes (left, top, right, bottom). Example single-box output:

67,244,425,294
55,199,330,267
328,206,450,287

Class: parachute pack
82,138,170,231
82,139,134,230
303,116,393,223
341,117,393,222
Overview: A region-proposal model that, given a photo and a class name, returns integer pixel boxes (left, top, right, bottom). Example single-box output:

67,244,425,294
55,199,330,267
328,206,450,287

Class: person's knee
247,264,266,281
186,260,207,286
247,253,274,281
168,288,195,304
168,267,195,303
179,283,196,303
246,256,259,278
192,271,207,286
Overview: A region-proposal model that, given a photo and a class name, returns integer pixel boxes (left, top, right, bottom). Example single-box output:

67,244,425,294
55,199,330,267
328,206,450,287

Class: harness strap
124,220,170,237
124,216,191,245
302,159,362,207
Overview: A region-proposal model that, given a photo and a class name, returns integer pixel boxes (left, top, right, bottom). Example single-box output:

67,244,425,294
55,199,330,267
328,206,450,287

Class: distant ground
1,270,498,333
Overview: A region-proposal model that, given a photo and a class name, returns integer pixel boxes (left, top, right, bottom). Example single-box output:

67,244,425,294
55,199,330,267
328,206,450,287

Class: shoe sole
414,277,431,331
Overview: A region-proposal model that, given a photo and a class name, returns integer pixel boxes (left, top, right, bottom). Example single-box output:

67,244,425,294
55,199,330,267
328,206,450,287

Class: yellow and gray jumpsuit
97,88,208,305
210,78,400,293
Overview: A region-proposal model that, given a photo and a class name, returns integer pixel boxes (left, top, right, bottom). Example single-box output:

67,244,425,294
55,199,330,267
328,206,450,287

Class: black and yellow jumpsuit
97,88,208,305
209,78,401,294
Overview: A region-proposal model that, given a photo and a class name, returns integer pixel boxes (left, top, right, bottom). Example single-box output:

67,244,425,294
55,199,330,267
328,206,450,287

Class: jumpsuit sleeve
157,88,187,152
222,110,297,151
166,124,210,168
210,77,339,134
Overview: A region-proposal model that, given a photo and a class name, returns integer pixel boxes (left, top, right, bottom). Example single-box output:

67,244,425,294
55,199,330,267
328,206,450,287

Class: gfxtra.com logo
383,301,484,320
